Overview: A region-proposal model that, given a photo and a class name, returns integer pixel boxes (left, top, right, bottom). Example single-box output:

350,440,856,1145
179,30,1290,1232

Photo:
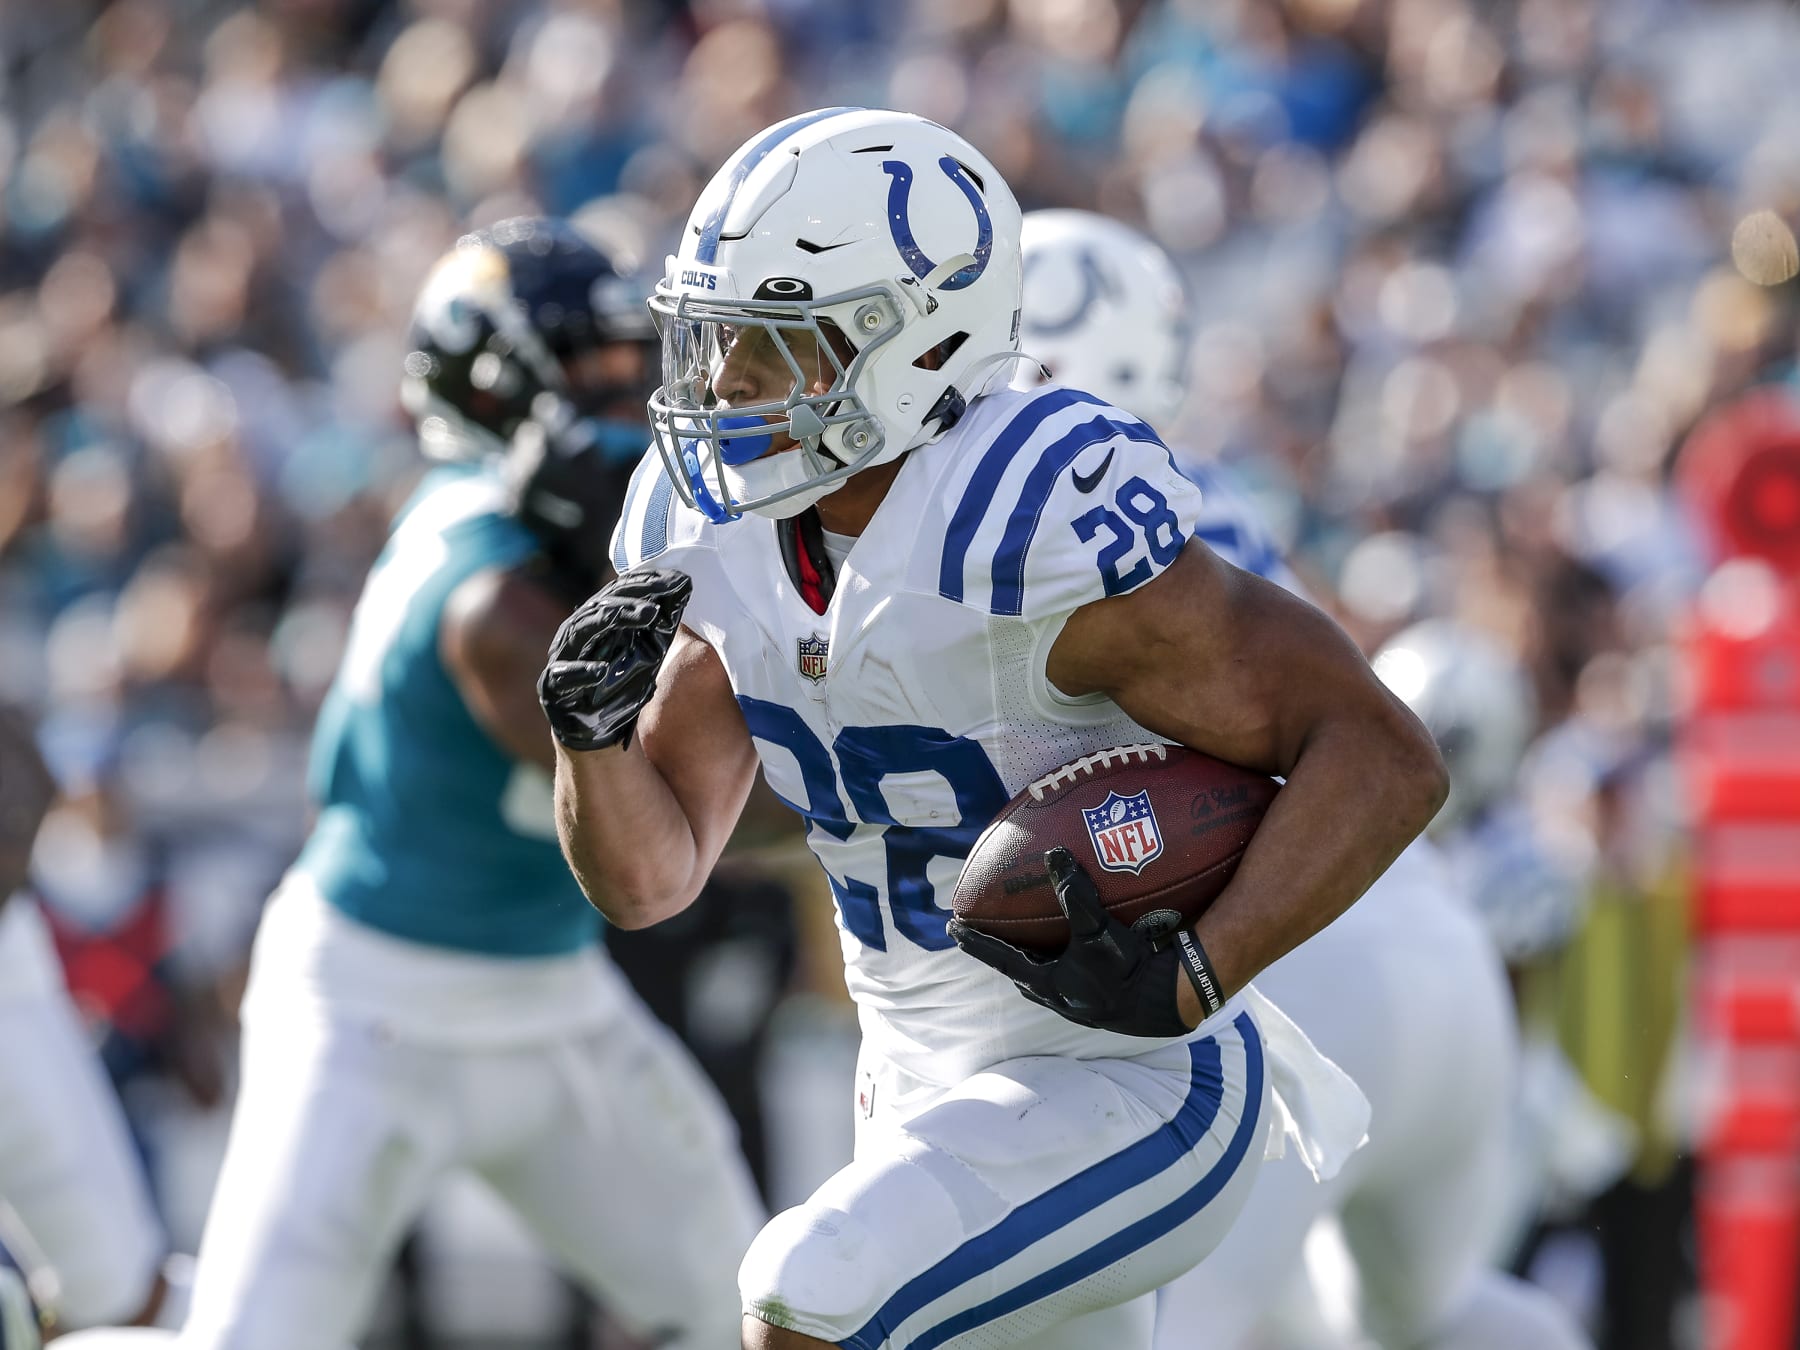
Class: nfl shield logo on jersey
797,633,829,684
1082,790,1164,875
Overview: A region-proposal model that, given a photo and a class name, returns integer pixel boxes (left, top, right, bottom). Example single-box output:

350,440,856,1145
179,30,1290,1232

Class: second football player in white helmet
1019,209,1590,1350
1017,209,1190,430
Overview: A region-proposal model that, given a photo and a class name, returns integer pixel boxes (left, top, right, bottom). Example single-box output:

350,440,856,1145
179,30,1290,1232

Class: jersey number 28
738,699,1008,952
1072,475,1183,595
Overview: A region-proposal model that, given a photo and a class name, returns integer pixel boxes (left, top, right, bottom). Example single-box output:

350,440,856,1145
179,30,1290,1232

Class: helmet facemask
648,284,906,521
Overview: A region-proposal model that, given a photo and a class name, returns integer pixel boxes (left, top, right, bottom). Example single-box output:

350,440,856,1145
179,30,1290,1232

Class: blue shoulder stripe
639,468,675,562
988,414,1165,617
610,452,672,572
693,107,863,263
938,388,1111,603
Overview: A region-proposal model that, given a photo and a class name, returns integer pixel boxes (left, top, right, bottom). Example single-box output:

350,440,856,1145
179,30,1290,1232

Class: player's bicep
1047,540,1389,777
635,626,761,874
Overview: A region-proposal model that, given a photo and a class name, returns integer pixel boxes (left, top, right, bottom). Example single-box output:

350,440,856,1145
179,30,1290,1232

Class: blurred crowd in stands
3,0,1791,1341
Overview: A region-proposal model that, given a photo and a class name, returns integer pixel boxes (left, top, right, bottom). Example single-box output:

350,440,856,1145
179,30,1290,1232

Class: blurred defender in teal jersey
153,220,761,1350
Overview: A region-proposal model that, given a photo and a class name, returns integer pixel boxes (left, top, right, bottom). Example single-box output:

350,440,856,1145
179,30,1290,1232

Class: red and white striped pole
1677,389,1800,1350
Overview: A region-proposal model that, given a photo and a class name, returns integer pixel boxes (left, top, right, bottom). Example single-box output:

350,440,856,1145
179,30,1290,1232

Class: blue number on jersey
738,698,1008,952
1073,476,1185,595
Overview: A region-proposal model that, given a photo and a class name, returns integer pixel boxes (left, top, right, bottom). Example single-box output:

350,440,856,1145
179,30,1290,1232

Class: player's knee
738,1203,899,1343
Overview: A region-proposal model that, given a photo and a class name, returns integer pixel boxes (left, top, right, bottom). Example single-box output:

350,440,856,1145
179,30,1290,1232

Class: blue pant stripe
896,1017,1265,1350
844,1014,1250,1350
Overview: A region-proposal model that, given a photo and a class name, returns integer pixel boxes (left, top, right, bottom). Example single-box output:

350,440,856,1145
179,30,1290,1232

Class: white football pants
740,1010,1272,1349
0,900,165,1328
176,932,763,1350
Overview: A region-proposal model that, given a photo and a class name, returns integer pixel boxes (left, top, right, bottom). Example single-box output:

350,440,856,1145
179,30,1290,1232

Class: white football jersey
613,384,1247,1086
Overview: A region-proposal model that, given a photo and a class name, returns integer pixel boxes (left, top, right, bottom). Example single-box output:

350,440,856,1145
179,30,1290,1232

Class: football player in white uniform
1370,620,1589,969
0,708,183,1342
1374,621,1632,1269
1019,210,1588,1349
59,221,764,1350
540,109,1448,1350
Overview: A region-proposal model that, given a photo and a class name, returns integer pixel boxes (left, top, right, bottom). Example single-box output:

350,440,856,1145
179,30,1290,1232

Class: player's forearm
1186,707,1446,1004
553,743,710,927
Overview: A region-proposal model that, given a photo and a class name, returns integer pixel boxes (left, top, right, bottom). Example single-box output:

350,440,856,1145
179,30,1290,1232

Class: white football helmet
649,107,1024,521
1015,210,1190,428
1372,619,1538,835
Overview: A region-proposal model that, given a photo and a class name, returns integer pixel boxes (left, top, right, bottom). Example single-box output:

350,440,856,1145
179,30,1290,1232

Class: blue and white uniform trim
611,450,681,572
844,1012,1264,1350
938,387,1173,616
693,107,863,264
1179,460,1298,591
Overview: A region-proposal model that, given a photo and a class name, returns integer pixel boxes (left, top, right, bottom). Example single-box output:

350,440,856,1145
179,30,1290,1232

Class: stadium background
3,0,1797,1345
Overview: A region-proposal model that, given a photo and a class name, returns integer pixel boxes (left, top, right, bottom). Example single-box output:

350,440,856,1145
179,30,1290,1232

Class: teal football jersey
296,466,601,956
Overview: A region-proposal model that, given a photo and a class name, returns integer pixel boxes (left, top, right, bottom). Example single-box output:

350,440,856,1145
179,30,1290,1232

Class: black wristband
1175,931,1226,1020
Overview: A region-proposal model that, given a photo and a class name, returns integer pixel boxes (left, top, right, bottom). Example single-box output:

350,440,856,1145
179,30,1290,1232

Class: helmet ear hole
912,331,969,372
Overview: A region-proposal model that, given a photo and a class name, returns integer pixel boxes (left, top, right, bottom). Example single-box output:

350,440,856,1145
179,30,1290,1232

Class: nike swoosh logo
1071,446,1115,494
796,238,857,254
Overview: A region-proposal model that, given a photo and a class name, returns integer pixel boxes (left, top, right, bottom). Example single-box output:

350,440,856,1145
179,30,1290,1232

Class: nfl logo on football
1082,790,1164,875
796,633,829,684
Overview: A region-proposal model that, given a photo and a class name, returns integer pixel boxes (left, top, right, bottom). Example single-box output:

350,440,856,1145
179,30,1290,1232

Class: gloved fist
505,396,644,596
949,846,1193,1038
538,568,692,751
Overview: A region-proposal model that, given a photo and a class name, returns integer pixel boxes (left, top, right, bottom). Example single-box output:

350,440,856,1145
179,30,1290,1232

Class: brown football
952,743,1281,954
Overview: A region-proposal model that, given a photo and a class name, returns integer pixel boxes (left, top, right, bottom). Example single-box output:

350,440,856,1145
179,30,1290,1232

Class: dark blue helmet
401,217,653,461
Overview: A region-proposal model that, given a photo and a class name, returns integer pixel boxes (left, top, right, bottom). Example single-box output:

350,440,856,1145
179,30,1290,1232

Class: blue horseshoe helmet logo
881,156,993,292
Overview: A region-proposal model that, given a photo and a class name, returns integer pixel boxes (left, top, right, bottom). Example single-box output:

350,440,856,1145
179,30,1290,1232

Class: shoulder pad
935,386,1199,621
611,448,689,573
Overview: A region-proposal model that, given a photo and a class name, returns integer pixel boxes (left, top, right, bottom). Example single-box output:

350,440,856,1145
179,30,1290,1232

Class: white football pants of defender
739,1009,1272,1350
174,878,763,1350
1152,849,1589,1350
0,898,166,1329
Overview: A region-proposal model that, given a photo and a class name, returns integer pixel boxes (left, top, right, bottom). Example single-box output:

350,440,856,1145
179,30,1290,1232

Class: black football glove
538,568,692,752
505,397,643,598
948,847,1194,1039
